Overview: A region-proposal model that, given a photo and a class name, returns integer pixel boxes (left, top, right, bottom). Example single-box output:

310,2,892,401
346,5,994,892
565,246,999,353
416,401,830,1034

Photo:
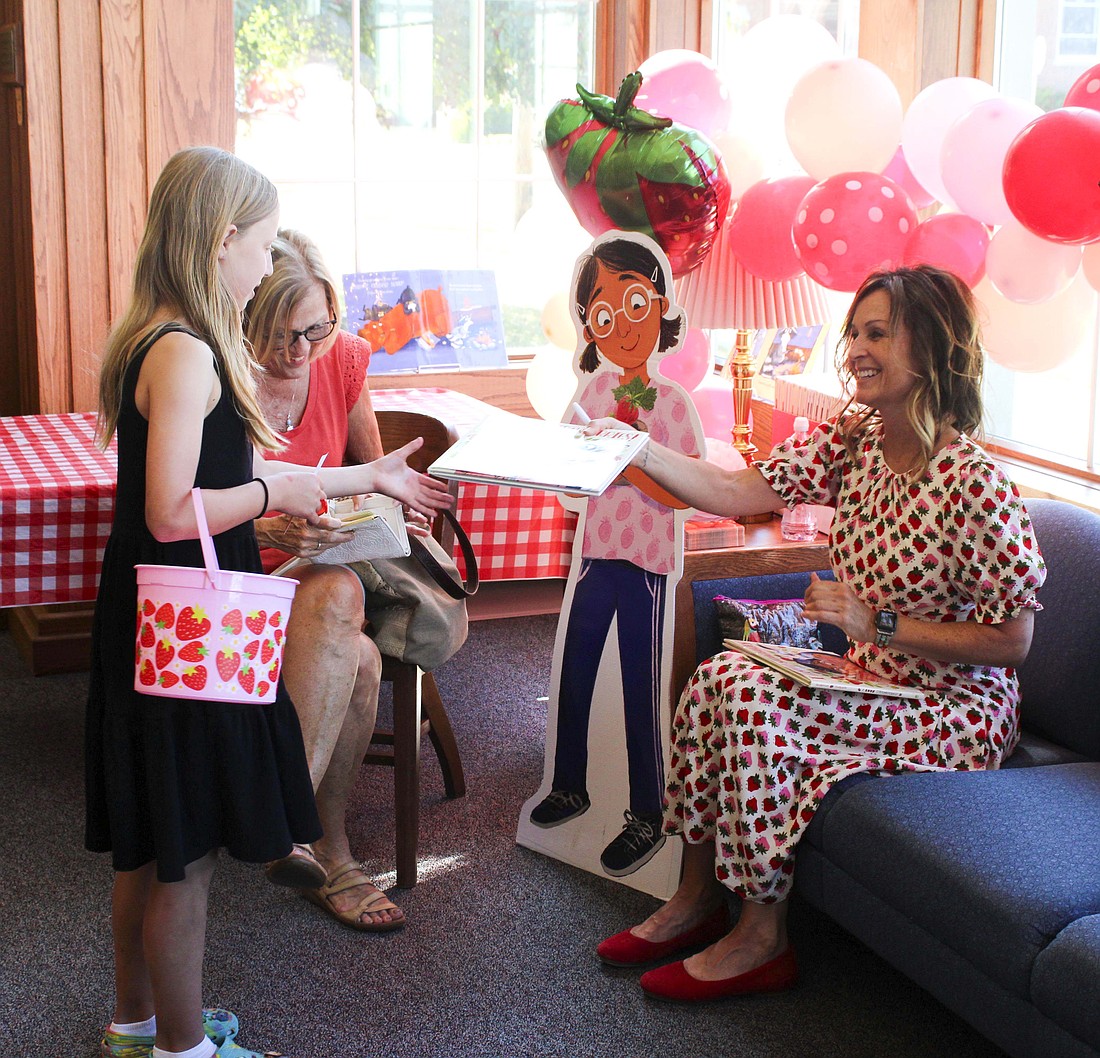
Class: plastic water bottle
781,416,818,542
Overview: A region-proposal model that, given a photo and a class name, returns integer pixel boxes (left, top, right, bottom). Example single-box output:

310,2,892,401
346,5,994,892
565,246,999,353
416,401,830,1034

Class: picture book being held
427,410,649,497
722,639,925,700
272,494,410,576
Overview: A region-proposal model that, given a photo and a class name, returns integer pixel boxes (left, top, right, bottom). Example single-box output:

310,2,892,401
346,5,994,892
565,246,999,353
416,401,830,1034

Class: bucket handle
190,487,225,589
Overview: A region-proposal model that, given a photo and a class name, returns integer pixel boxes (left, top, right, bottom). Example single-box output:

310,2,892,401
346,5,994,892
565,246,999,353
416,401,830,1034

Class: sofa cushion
1018,499,1100,760
811,762,1100,1000
1031,914,1100,1051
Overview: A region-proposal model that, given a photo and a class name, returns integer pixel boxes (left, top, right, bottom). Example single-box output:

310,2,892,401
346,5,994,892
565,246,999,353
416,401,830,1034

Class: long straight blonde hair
98,146,282,452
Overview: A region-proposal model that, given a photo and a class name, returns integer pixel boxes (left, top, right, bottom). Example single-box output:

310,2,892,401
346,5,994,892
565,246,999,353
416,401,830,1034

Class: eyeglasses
586,283,659,338
274,317,337,351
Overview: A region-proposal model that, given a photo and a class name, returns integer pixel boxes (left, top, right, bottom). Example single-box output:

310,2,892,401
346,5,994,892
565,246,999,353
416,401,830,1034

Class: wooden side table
670,518,830,702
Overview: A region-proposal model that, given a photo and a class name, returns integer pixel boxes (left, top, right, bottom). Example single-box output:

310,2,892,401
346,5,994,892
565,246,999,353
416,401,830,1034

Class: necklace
264,373,306,433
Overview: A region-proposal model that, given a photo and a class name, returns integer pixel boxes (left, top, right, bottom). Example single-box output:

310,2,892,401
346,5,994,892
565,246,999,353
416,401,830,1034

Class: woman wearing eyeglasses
244,229,406,932
527,231,704,879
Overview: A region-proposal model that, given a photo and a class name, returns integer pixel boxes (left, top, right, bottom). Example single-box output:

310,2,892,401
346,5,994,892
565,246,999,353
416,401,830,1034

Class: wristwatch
874,607,898,648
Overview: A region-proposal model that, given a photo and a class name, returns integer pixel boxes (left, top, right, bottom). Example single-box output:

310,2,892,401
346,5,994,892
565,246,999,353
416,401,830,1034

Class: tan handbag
350,510,478,672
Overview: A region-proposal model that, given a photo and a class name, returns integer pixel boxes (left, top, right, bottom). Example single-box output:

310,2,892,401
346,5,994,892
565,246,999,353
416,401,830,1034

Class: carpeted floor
0,615,1005,1058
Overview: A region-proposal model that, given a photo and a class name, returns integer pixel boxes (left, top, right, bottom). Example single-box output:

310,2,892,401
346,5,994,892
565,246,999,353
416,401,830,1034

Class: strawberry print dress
84,324,320,882
663,422,1046,903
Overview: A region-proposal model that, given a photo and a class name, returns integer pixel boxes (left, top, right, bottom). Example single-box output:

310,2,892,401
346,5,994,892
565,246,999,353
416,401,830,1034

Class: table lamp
675,214,831,464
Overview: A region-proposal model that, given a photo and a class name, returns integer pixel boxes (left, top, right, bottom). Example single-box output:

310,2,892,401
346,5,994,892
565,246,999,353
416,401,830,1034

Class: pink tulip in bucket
134,488,298,704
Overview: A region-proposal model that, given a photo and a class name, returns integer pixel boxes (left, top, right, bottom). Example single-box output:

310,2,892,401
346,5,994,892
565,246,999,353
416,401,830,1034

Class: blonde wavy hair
835,265,985,479
97,146,282,452
243,227,341,370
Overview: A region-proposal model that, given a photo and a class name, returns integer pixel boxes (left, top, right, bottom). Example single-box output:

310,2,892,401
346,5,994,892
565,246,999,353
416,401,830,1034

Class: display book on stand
271,495,409,577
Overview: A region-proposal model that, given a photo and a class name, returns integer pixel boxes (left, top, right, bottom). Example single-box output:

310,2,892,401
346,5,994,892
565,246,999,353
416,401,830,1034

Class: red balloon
1064,63,1100,111
793,172,917,292
727,176,815,281
1003,108,1100,244
902,213,990,288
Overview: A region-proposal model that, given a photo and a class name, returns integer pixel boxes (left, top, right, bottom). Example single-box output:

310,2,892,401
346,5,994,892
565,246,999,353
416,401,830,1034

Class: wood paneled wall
5,0,233,415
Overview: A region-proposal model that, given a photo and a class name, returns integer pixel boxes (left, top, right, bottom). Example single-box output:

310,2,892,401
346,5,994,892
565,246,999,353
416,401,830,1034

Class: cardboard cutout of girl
517,230,704,896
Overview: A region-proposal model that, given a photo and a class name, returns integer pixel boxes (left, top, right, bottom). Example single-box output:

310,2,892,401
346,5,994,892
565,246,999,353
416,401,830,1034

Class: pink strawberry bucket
134,488,298,704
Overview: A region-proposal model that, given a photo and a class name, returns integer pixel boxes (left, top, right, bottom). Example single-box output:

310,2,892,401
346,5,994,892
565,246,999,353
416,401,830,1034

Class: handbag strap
407,508,479,599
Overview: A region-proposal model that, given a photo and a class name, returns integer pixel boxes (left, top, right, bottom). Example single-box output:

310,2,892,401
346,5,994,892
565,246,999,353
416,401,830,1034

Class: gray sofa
688,498,1100,1058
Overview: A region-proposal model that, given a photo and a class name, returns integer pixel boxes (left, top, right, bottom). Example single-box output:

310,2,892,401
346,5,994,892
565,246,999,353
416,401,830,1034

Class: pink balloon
1003,108,1100,244
985,223,1081,305
900,77,998,207
881,146,936,208
1064,63,1100,110
940,97,1042,227
658,327,711,391
691,377,736,438
728,176,815,281
635,50,733,140
793,172,917,292
902,214,990,288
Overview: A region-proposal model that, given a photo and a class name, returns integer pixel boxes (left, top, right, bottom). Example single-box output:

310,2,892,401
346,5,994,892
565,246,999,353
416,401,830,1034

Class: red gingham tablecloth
0,413,117,607
0,391,575,608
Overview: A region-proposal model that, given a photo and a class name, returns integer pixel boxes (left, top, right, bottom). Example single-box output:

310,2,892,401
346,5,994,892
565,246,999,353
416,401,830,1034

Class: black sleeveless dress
84,324,321,882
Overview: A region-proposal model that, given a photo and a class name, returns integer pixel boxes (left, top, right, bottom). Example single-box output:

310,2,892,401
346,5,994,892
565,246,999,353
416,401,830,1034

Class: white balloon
500,199,590,309
722,15,841,174
525,345,578,421
986,223,1082,305
785,59,902,180
976,272,1097,372
712,130,768,204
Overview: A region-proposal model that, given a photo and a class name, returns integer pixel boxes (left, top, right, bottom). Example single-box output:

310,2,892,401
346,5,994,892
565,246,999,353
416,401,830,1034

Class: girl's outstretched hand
370,438,454,518
265,470,329,523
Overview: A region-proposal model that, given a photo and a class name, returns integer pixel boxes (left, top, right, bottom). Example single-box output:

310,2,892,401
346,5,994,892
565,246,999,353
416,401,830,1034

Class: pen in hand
571,402,591,426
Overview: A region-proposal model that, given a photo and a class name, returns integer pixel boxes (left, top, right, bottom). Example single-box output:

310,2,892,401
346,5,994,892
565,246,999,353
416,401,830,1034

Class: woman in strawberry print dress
528,232,703,879
589,265,1046,1002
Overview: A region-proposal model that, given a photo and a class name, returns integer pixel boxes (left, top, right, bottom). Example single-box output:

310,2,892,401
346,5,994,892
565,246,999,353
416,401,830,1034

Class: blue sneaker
98,1008,239,1057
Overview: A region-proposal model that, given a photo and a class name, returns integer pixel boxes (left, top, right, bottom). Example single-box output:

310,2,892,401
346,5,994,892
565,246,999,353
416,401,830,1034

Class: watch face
876,609,898,635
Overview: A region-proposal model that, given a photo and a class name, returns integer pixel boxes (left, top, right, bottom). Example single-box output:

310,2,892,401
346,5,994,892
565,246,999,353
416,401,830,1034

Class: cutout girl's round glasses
587,283,659,339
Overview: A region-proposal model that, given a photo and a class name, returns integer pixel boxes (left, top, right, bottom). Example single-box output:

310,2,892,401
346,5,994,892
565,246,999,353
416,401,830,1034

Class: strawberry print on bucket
134,489,298,704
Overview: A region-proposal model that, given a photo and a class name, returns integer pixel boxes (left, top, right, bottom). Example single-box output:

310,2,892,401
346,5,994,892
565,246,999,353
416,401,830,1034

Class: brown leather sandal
303,861,407,932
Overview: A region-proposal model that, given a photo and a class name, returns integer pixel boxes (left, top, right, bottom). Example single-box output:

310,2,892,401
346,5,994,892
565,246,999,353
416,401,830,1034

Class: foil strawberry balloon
545,72,731,276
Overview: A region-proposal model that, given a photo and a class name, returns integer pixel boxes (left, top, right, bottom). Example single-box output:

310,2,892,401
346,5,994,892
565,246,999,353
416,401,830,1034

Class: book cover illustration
342,269,508,374
428,412,648,497
722,640,924,700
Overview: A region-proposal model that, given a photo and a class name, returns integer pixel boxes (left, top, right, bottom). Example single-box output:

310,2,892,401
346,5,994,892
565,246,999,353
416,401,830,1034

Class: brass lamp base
726,327,772,524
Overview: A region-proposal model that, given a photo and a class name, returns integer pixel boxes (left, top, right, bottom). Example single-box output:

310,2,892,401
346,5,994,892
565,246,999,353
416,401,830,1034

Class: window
985,0,1100,474
235,0,595,351
1057,0,1100,62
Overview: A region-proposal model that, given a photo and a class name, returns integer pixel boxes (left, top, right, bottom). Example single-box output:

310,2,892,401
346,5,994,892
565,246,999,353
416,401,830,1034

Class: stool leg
423,672,466,800
392,663,422,888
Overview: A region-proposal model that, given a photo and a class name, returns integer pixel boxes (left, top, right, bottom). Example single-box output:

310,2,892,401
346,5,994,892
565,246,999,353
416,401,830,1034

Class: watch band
874,607,898,648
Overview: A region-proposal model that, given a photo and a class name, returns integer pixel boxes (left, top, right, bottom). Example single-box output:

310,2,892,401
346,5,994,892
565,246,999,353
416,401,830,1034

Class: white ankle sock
110,1016,156,1036
151,1037,216,1058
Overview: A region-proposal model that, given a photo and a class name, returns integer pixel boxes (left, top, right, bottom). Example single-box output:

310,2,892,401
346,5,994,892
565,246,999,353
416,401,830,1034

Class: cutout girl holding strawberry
526,231,703,881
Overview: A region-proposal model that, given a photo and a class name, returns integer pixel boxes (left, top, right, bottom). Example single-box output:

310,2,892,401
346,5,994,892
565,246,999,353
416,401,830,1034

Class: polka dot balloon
793,171,917,292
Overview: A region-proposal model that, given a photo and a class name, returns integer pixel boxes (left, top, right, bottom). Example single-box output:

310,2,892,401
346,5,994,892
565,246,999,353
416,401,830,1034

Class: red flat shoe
640,946,798,1002
597,904,730,968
